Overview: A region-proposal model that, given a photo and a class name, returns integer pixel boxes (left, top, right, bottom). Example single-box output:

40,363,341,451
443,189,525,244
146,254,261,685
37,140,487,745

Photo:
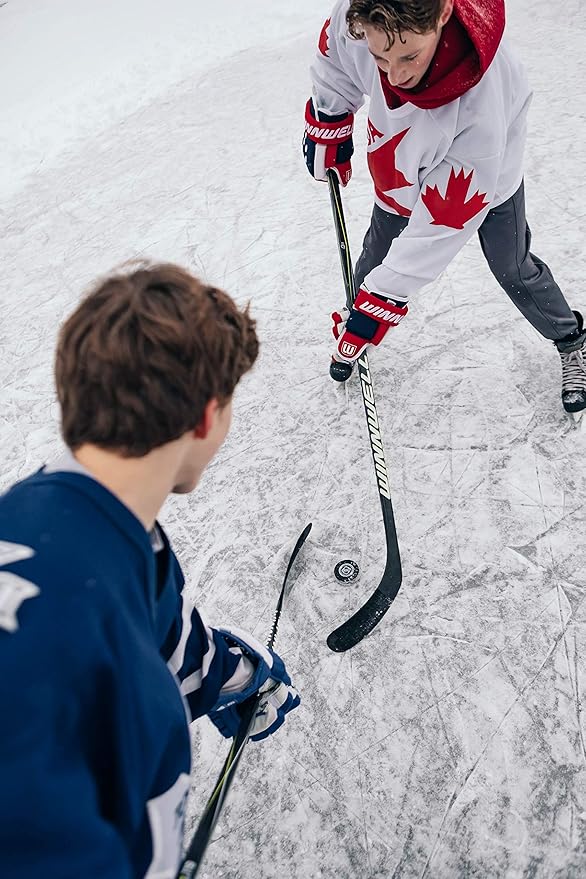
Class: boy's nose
387,67,404,87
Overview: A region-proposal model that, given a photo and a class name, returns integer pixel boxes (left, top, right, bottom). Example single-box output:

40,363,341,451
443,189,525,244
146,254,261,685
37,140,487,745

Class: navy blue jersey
0,464,255,878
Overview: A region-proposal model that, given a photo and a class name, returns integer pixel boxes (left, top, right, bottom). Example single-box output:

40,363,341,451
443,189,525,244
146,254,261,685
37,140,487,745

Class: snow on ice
1,0,586,876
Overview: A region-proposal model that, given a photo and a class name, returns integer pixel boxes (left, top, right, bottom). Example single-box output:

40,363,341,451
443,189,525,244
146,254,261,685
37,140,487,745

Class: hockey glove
332,286,408,365
207,627,300,742
303,98,354,186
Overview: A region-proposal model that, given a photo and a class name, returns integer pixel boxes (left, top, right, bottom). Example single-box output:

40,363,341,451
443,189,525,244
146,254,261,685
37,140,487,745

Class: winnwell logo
357,354,391,500
304,123,353,141
357,301,405,324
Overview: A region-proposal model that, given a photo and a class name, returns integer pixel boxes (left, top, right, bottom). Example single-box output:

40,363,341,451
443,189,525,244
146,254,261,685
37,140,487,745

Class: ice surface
1,0,586,876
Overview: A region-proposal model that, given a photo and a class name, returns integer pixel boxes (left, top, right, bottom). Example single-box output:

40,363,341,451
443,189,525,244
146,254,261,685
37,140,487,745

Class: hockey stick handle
177,694,259,879
326,170,356,309
176,523,312,878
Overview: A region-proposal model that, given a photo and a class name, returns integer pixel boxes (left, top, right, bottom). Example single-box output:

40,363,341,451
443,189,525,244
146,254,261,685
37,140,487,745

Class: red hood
380,0,505,110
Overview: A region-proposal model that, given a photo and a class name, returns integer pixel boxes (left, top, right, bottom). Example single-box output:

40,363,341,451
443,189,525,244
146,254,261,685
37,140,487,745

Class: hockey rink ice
2,0,586,875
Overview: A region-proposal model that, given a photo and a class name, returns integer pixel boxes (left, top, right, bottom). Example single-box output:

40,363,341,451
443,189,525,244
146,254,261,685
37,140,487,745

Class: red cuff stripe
304,100,354,144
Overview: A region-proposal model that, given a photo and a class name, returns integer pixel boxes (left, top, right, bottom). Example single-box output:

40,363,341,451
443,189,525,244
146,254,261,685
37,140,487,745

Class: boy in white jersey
303,0,586,419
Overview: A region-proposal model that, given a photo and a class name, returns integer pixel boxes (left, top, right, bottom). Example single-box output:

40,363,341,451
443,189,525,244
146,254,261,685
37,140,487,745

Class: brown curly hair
55,262,259,456
346,0,445,48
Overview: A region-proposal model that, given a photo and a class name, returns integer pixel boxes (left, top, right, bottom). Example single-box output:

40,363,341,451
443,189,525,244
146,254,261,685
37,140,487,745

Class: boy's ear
439,0,454,26
193,398,219,439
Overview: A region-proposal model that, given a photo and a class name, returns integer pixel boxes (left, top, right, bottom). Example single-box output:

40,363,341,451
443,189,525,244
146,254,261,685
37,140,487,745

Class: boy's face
173,397,233,494
362,0,453,90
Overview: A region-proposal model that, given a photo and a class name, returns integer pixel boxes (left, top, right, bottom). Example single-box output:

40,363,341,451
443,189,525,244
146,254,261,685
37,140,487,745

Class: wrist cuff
354,287,408,327
304,100,354,144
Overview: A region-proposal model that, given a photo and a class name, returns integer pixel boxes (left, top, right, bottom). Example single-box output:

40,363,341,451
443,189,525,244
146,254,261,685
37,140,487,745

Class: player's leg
478,181,576,337
478,182,586,416
354,205,409,299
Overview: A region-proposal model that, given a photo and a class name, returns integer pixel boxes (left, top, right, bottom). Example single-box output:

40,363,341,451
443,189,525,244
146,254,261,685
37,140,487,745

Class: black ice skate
555,310,586,422
330,357,354,382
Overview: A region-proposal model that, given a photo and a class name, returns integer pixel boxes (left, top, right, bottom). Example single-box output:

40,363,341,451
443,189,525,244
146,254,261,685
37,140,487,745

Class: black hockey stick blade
327,493,401,652
268,521,312,650
176,523,312,879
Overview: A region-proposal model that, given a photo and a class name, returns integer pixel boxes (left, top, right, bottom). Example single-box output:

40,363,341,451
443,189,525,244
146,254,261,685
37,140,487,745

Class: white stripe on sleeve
219,650,256,694
179,622,217,696
166,595,194,675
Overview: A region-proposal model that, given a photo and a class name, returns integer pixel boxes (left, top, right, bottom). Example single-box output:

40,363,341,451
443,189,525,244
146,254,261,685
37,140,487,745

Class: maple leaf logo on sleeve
0,540,38,633
318,18,331,56
422,167,489,229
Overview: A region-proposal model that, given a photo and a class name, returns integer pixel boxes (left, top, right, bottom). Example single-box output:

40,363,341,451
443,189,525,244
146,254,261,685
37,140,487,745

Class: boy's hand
207,627,300,742
332,287,409,365
303,98,354,186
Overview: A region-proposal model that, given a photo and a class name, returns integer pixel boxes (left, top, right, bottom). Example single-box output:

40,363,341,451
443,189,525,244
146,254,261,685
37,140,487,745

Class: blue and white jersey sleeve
156,546,256,720
165,594,256,720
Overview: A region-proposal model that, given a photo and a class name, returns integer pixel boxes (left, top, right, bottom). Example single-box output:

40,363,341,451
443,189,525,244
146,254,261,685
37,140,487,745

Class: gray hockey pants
354,181,578,341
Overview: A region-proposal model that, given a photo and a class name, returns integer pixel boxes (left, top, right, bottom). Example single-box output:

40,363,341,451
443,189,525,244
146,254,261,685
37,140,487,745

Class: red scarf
380,0,505,110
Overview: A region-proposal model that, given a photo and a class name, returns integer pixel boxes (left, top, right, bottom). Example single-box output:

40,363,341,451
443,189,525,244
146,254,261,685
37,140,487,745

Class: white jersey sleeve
310,0,366,115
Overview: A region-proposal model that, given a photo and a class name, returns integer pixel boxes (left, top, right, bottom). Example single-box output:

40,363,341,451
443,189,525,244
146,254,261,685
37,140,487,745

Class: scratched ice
1,1,586,876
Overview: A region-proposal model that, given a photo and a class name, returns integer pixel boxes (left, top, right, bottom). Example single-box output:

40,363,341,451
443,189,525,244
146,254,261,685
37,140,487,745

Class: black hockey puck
334,560,360,583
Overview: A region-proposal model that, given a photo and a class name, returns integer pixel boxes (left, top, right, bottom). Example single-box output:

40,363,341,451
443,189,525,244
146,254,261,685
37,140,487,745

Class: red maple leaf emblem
367,126,413,216
318,18,331,56
422,167,489,229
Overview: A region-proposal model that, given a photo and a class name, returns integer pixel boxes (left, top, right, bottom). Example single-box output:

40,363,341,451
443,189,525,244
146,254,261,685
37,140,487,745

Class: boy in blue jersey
0,263,300,878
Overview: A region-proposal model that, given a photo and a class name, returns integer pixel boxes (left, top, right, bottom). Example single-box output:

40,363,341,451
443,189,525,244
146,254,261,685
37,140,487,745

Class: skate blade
330,373,350,409
329,367,354,386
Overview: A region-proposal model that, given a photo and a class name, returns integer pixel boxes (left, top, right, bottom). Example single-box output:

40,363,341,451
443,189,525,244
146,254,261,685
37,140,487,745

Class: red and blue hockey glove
207,627,300,742
303,98,354,186
332,286,408,371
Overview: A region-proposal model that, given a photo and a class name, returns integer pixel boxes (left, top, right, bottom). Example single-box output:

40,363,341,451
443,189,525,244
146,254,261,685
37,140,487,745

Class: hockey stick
326,170,402,652
176,522,312,879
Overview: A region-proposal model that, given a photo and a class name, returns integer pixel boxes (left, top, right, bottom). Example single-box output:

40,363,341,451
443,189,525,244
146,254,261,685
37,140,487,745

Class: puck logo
334,560,360,583
340,341,357,358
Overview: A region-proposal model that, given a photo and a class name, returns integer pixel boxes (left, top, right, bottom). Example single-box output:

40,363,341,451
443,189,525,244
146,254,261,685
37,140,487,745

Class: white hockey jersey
310,0,532,299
